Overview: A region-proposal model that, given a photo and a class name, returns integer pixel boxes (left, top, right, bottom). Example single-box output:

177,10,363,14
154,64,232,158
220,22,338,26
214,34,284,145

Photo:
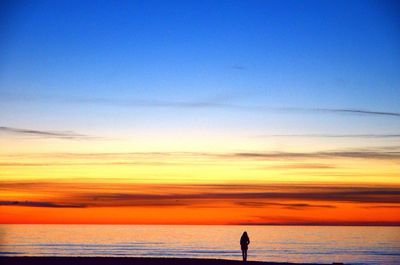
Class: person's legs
244,249,247,261
241,249,245,261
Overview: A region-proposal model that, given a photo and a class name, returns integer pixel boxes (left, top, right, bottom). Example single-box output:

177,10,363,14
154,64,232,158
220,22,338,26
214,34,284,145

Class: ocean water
0,225,399,265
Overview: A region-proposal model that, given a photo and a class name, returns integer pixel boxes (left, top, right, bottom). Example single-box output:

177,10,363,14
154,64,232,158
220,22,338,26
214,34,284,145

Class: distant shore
0,257,339,265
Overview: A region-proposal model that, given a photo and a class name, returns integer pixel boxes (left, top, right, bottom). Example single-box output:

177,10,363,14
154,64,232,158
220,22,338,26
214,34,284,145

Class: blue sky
0,0,399,143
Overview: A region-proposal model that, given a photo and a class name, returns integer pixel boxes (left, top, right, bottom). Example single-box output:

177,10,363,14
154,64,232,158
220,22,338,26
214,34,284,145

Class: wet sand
0,257,340,265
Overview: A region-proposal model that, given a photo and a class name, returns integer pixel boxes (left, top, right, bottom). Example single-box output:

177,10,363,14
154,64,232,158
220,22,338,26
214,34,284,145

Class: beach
0,257,335,265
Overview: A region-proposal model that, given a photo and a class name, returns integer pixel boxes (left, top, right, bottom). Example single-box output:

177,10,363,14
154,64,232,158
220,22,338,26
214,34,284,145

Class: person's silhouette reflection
240,231,250,261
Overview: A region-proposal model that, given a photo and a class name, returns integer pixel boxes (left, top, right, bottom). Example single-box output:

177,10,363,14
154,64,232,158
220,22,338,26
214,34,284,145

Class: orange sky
1,147,399,224
1,118,399,225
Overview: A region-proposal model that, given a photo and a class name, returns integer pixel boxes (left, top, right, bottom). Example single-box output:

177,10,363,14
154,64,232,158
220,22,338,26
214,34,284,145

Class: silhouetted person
240,231,250,261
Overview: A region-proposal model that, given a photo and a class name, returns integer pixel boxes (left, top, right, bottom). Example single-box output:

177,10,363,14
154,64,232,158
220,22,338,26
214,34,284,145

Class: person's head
242,231,248,237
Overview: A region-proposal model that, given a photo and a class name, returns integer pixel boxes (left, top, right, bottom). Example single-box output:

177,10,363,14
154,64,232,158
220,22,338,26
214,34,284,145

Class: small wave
188,250,238,254
0,252,23,255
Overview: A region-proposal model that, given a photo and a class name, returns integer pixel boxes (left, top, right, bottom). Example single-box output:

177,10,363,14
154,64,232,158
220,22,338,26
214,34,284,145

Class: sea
0,225,399,265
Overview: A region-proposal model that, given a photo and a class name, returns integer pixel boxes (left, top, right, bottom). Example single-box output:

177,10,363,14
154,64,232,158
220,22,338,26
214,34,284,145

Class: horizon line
2,223,399,226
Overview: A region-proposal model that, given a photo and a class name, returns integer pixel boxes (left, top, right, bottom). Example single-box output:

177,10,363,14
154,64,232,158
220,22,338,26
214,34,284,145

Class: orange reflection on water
1,224,400,264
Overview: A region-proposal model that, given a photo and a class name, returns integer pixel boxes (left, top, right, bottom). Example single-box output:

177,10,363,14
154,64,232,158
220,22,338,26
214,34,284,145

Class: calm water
0,225,399,265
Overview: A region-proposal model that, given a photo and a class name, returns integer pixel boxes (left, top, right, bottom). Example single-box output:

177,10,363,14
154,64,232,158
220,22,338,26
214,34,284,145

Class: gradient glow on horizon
0,0,399,224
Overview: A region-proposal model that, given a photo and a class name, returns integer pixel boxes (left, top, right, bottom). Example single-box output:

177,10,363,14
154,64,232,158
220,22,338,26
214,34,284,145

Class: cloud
1,146,399,163
230,150,400,160
0,126,100,140
231,65,247,70
262,163,335,170
72,98,400,118
3,92,400,118
0,201,85,208
234,201,336,209
317,108,400,117
361,205,400,209
0,161,198,167
2,182,400,208
257,134,400,138
237,218,400,226
0,147,399,174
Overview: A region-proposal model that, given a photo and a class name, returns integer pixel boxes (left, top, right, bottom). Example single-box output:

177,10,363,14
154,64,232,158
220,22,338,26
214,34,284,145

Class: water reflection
1,225,399,265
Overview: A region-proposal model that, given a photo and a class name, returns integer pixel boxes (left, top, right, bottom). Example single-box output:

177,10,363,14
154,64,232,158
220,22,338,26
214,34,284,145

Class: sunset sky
0,0,399,225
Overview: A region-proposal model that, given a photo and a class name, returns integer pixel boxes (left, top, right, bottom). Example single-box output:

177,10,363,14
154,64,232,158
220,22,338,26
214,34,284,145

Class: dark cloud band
1,182,399,208
0,126,100,140
0,201,85,208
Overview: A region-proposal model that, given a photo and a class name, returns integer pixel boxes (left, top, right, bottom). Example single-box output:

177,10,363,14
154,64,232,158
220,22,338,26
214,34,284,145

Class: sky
0,0,399,225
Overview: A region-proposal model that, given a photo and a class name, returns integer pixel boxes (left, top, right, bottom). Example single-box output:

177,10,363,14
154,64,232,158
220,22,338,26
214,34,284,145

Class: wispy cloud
361,205,400,209
238,217,400,226
227,151,393,160
0,147,399,168
263,163,336,169
231,65,247,70
68,99,400,118
68,97,400,117
230,150,400,160
0,161,200,167
248,106,400,118
0,126,100,140
0,201,85,208
3,92,400,118
234,201,336,209
316,108,400,117
257,134,400,138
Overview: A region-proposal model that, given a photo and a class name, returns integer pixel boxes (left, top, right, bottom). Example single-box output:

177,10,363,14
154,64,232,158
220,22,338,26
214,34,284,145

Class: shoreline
0,257,339,265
